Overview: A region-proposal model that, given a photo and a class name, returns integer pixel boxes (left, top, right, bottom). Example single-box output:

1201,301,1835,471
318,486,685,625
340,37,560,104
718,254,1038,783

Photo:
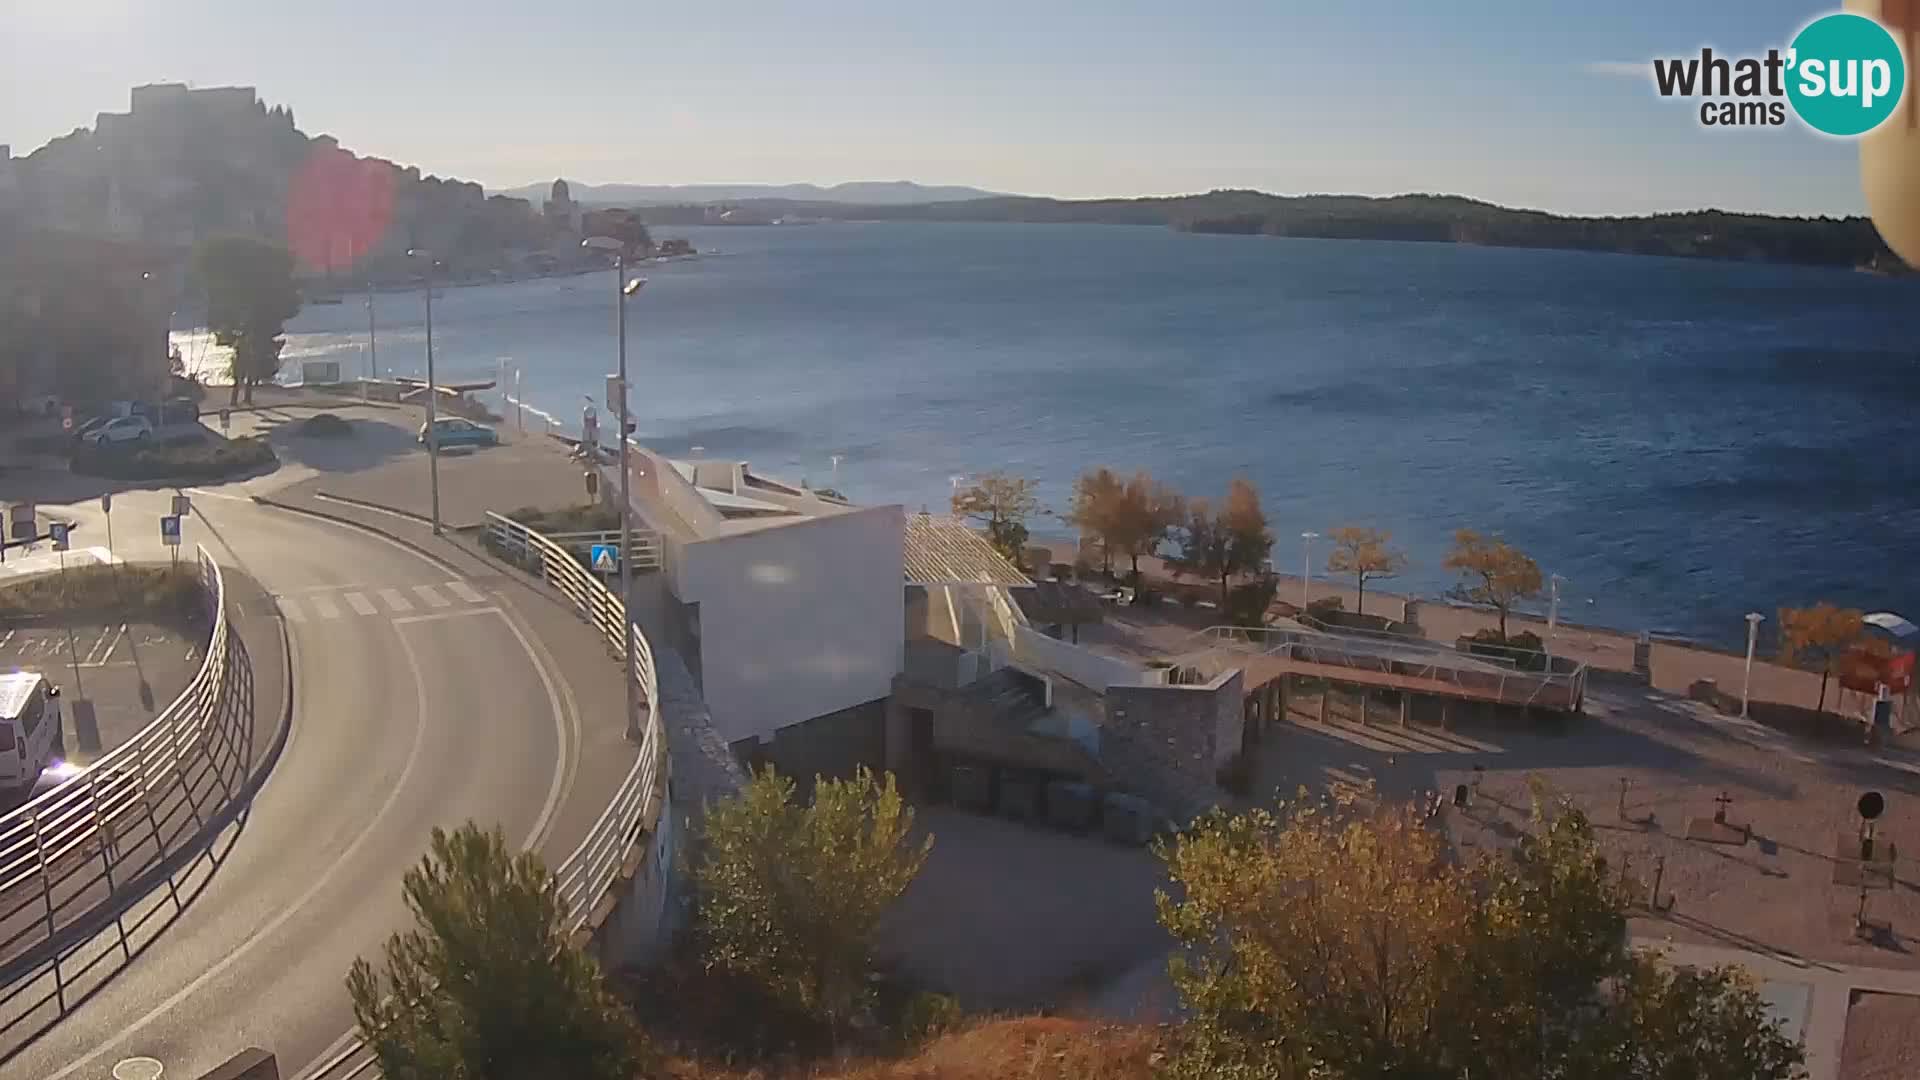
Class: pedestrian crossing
276,582,492,622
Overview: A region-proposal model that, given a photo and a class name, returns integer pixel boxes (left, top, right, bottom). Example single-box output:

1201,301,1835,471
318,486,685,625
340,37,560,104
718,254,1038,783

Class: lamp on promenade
406,248,442,535
582,235,647,741
1547,574,1566,659
1742,612,1765,719
1300,531,1319,613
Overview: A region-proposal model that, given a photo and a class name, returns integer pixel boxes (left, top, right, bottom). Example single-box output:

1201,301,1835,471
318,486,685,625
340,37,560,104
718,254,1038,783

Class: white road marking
412,583,451,609
44,597,438,1080
445,580,485,604
343,591,377,616
378,588,413,613
309,594,342,620
1,629,16,650
392,607,500,626
278,596,304,622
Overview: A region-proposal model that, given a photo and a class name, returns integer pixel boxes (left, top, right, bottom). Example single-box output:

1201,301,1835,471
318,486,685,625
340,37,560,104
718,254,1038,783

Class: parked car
0,672,62,795
70,415,115,445
81,415,153,448
417,417,499,449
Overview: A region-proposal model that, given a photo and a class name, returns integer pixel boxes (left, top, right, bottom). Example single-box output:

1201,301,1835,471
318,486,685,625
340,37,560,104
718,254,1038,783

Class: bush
1306,595,1345,617
71,435,276,481
1467,628,1549,671
508,503,620,534
896,990,966,1045
299,412,354,438
1226,574,1280,627
0,563,201,618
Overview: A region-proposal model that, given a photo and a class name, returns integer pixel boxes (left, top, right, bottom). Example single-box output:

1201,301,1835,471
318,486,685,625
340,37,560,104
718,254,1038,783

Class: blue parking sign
160,515,182,547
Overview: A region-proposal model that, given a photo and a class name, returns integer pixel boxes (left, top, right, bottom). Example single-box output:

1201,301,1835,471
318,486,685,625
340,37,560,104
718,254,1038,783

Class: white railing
0,546,252,1005
305,515,671,1080
1013,624,1158,692
540,528,664,573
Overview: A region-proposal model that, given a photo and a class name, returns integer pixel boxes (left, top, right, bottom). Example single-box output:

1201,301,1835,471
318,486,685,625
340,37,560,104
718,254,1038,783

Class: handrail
303,515,672,1080
0,545,249,995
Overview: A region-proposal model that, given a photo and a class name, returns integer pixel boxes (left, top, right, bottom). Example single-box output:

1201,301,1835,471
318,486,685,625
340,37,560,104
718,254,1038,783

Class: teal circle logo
1786,12,1907,137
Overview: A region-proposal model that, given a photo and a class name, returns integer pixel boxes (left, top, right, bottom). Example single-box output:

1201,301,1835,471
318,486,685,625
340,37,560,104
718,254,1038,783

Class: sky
0,0,1881,216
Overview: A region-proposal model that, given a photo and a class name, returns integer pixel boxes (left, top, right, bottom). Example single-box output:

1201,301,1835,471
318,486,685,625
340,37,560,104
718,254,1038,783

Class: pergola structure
903,511,1031,663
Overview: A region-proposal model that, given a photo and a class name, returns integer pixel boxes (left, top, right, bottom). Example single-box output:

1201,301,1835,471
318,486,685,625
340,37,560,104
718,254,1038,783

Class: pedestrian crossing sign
591,544,618,573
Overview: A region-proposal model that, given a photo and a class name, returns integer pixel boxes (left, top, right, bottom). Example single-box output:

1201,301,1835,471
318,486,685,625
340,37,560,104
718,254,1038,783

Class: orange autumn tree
1325,525,1408,616
1778,602,1869,715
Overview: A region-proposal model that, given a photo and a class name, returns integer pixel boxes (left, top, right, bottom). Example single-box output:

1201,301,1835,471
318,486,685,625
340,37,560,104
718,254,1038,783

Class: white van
0,672,61,794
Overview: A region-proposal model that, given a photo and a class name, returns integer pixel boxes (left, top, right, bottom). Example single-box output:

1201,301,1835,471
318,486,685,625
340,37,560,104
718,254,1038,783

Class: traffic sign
160,515,182,547
48,523,70,551
8,504,34,542
172,493,193,518
590,543,618,573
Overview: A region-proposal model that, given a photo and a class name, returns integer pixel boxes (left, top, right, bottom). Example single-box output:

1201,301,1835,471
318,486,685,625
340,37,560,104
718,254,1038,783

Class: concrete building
620,447,907,766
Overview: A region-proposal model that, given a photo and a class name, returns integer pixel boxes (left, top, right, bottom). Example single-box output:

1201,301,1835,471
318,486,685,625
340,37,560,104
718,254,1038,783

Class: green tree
194,235,300,406
1777,602,1868,715
1156,792,1806,1080
1441,528,1543,640
951,470,1041,562
346,822,644,1080
1171,477,1273,611
694,767,932,1035
1325,526,1407,617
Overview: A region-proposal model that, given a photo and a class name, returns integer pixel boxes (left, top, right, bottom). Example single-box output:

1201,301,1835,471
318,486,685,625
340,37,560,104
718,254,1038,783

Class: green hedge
71,435,277,481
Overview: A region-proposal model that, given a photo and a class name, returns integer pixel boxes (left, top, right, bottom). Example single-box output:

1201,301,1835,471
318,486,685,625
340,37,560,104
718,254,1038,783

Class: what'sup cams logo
1649,10,1908,136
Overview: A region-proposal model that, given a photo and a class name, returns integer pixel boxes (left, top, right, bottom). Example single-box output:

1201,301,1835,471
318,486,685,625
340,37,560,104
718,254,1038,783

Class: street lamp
406,248,442,535
582,236,646,741
1300,531,1319,613
1742,612,1765,719
1547,573,1566,659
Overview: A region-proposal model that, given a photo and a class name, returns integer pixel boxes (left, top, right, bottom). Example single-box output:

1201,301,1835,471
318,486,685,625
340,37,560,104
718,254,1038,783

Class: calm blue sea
258,221,1920,647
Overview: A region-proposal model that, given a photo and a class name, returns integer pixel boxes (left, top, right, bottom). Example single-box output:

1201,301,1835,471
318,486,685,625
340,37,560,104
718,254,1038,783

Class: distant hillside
498,179,1004,206
632,190,1909,272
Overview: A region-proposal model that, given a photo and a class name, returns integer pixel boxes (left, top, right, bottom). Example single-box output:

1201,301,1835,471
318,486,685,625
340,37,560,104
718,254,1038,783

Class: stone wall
1100,668,1242,819
743,695,889,787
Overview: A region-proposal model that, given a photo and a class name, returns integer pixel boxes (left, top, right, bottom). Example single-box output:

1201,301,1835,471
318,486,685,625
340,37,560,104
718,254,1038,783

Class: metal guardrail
303,514,670,1080
542,528,664,573
0,545,251,1008
1194,623,1589,711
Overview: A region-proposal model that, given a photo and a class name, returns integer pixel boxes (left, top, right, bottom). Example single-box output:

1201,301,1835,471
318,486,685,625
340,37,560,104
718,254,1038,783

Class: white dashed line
378,588,414,613
343,592,378,616
412,584,451,609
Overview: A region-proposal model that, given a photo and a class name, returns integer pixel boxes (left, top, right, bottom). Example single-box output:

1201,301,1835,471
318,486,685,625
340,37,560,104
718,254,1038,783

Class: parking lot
0,618,204,803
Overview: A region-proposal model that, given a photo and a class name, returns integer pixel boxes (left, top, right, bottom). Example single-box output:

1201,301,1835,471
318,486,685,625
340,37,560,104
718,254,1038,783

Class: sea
175,221,1920,648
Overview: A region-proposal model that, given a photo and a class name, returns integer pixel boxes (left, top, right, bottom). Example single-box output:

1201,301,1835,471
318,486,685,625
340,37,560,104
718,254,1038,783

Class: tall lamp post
582,236,646,741
1300,531,1319,613
1742,612,1765,719
1547,573,1565,659
406,249,442,535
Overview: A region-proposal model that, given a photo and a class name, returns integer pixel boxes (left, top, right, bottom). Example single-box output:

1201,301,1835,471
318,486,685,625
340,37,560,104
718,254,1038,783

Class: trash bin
950,762,993,813
1103,793,1154,846
1046,780,1096,832
999,770,1040,822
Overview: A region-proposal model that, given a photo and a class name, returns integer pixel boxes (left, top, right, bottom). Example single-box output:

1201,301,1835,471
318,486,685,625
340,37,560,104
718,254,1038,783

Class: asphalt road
0,480,628,1078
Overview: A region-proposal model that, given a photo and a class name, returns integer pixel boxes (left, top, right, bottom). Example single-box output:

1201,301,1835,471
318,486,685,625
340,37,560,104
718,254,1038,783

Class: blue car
418,417,499,449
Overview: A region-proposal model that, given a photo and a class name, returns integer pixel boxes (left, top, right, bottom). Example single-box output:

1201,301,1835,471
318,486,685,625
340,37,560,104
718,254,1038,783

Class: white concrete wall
674,505,906,745
1013,625,1161,692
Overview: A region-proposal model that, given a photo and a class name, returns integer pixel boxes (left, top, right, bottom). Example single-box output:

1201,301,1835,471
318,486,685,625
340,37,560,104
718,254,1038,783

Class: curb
309,490,435,525
249,494,474,580
0,581,294,987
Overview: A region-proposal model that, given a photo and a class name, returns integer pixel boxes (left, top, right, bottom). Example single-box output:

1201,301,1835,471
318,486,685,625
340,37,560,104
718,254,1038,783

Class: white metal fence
0,546,253,1007
303,514,671,1080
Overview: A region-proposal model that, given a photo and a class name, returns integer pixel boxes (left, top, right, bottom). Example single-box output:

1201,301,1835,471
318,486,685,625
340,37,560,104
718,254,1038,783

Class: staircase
968,667,1051,729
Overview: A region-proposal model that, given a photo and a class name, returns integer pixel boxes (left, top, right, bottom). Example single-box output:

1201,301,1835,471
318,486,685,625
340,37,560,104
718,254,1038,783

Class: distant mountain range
496,180,1004,206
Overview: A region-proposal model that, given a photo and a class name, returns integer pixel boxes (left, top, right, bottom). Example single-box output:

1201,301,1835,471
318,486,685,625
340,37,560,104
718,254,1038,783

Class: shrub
896,990,966,1045
1467,628,1549,671
1306,594,1345,616
0,563,201,618
71,435,276,481
693,767,932,1037
299,412,354,438
508,503,620,534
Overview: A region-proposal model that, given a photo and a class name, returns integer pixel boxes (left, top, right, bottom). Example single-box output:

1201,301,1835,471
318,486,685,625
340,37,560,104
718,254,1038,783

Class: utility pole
408,250,441,535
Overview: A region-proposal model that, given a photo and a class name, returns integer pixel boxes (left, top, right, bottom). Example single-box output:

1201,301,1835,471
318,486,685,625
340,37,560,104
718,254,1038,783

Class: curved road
0,484,617,1078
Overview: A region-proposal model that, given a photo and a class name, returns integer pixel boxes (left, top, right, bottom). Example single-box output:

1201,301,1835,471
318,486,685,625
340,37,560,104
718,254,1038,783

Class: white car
0,672,62,794
81,415,153,447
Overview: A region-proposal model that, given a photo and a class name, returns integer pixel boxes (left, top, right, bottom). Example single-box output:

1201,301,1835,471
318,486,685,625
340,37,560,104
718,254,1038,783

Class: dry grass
664,1018,1161,1080
0,563,201,618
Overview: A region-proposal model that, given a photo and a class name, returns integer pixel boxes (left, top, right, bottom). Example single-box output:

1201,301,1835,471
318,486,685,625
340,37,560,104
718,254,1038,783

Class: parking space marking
412,584,451,609
343,592,378,616
309,594,342,620
445,581,485,604
0,630,13,651
377,588,413,613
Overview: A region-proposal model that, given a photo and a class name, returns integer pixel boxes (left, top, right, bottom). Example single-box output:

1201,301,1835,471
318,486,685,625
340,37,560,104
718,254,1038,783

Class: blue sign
160,515,182,546
590,543,618,573
48,523,70,551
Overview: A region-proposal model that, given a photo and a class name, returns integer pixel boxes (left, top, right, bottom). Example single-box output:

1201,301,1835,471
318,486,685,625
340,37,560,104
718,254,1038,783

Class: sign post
160,514,181,568
172,492,193,519
590,542,618,592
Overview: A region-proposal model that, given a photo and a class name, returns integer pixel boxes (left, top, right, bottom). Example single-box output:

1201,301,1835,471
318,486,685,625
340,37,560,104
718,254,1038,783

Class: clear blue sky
0,0,1873,215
